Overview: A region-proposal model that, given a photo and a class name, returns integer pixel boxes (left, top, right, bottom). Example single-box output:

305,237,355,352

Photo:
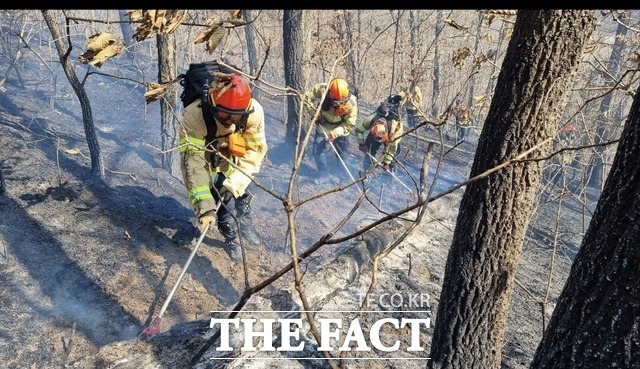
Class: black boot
218,220,242,261
236,193,261,245
226,237,242,261
239,214,261,245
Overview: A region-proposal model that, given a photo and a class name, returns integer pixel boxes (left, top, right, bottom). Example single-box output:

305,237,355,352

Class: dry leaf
194,22,225,51
87,32,117,51
452,47,471,68
205,27,226,54
78,33,124,67
126,10,142,21
90,42,124,68
132,10,185,42
444,18,468,31
144,83,167,104
453,104,471,124
65,148,80,155
226,18,246,26
227,10,242,19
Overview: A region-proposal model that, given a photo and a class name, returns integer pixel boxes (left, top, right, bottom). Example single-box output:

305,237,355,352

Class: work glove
382,163,390,171
218,184,234,202
358,143,366,152
222,173,250,198
198,210,216,234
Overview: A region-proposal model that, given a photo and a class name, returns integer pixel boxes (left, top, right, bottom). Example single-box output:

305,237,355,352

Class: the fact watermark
208,292,432,359
357,292,431,309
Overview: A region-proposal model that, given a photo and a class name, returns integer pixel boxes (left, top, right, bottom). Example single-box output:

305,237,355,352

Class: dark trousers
362,134,399,172
211,173,252,240
406,108,419,128
313,129,349,174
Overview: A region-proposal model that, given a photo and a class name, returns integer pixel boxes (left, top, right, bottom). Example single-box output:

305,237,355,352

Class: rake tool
319,130,363,194
365,151,412,192
140,222,211,336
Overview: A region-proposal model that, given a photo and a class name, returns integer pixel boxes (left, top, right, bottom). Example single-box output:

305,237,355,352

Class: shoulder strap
201,86,217,143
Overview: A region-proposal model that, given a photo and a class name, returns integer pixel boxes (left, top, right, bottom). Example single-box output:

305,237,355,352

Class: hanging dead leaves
144,83,166,105
126,9,245,55
127,10,187,42
122,10,247,104
77,32,124,68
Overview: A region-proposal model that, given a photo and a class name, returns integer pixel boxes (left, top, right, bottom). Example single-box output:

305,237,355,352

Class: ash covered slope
0,45,581,368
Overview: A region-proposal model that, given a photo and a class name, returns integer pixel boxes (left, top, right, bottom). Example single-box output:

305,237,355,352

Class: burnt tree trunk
431,10,443,120
283,9,305,146
586,14,628,190
428,10,597,369
41,10,105,180
243,10,261,101
530,72,640,369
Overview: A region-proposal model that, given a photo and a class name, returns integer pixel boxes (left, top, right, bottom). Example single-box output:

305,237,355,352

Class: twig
0,237,7,259
61,322,76,365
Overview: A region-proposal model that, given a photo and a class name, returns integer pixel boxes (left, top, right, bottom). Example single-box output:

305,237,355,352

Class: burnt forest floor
0,58,598,369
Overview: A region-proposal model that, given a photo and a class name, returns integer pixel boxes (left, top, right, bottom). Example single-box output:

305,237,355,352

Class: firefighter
178,73,267,261
305,78,359,184
401,71,423,128
356,101,404,174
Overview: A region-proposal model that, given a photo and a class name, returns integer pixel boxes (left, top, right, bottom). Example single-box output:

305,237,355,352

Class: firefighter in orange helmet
305,78,359,184
178,73,267,261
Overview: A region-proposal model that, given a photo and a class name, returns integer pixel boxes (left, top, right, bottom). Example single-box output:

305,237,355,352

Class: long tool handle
366,151,412,192
156,222,210,319
321,130,362,194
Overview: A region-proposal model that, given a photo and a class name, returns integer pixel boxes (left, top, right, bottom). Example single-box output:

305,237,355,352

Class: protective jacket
305,83,358,138
356,112,404,165
179,98,267,216
403,85,422,112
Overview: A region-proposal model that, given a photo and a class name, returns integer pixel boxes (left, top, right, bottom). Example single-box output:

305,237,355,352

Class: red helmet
211,73,252,113
370,120,388,142
329,78,350,102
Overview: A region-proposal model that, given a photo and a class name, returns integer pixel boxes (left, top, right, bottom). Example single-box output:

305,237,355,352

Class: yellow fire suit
178,98,268,217
356,112,404,168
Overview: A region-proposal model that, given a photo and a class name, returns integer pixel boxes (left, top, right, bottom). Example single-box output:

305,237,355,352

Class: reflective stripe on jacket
355,112,404,165
179,98,267,216
305,83,358,138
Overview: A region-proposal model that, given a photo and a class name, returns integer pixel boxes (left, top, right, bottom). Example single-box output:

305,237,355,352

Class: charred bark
428,10,597,369
530,69,640,369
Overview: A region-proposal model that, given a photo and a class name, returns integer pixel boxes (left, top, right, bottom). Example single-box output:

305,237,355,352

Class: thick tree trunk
587,15,628,190
530,74,640,369
428,10,597,369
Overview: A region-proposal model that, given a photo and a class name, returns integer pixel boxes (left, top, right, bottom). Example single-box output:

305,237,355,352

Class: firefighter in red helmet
178,73,267,261
356,100,404,174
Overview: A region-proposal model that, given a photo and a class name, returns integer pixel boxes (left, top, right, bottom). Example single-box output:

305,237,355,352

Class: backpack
178,60,241,141
375,101,399,120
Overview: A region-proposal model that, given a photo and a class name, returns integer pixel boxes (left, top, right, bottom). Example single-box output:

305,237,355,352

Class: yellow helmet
328,78,350,102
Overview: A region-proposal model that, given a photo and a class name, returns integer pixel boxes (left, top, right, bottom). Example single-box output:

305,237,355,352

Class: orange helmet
328,78,350,102
211,73,252,113
565,123,576,133
370,120,388,142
